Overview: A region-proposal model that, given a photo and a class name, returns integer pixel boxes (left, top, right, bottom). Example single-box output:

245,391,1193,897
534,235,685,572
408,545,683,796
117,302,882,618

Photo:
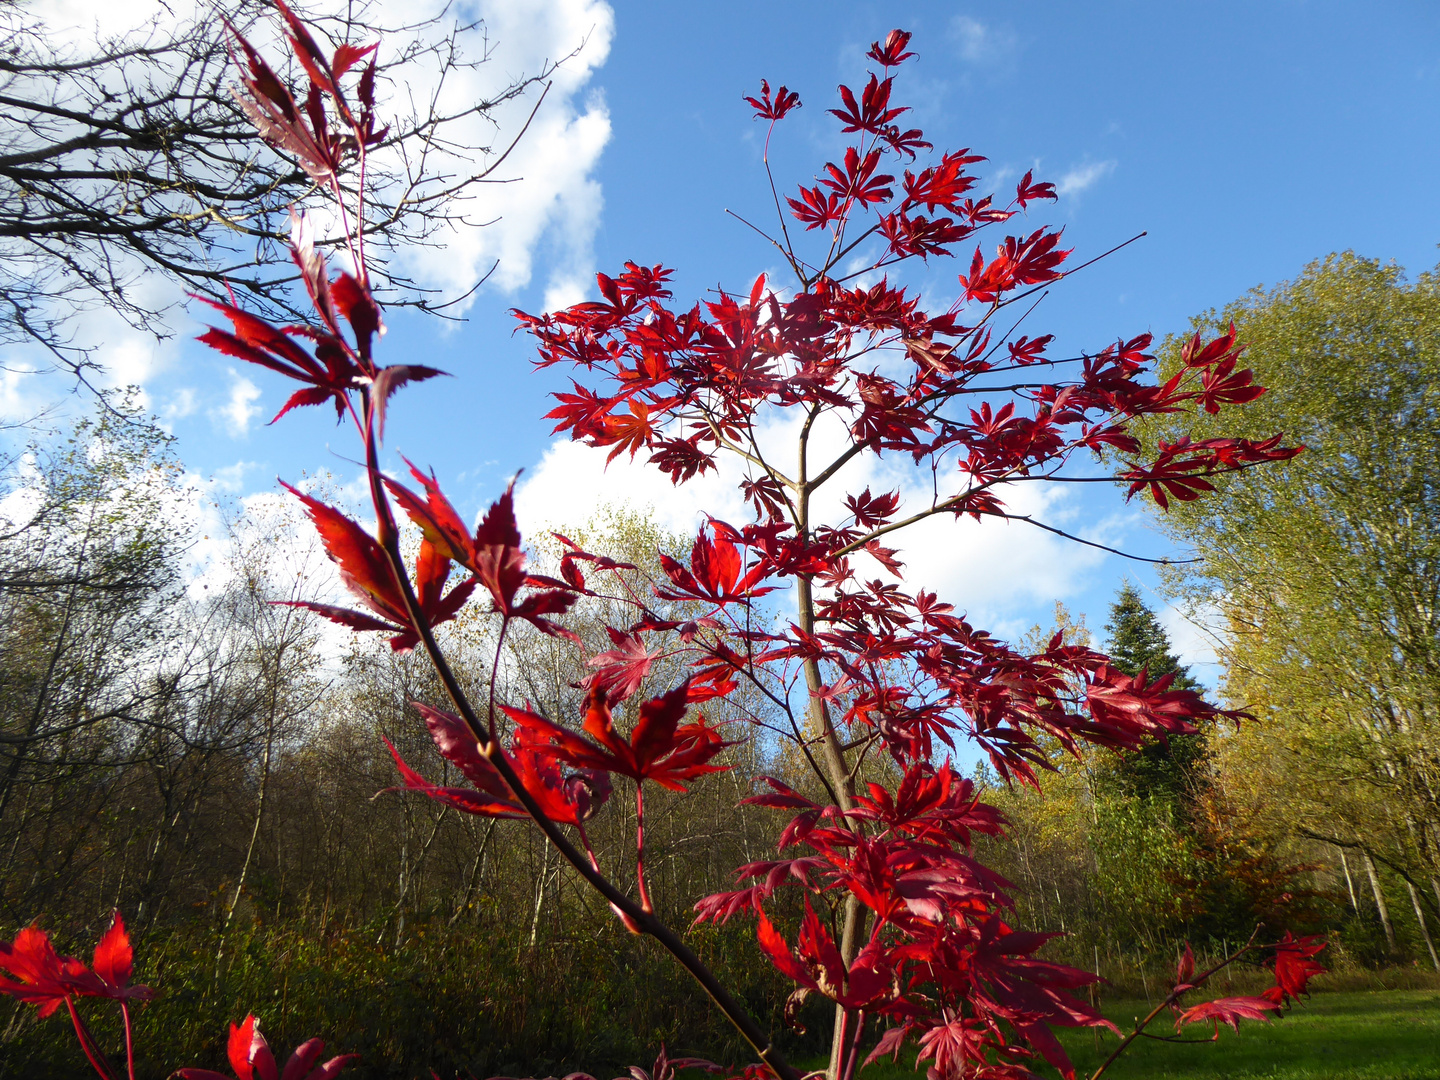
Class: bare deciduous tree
0,0,568,382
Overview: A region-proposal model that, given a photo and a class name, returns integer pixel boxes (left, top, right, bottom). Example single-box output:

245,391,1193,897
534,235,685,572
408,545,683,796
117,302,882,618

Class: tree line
984,253,1440,982
0,415,808,1074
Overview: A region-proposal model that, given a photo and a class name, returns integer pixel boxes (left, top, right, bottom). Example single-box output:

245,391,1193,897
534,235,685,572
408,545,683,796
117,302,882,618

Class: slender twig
1088,925,1261,1080
996,231,1148,311
635,783,654,913
725,208,808,273
998,514,1199,565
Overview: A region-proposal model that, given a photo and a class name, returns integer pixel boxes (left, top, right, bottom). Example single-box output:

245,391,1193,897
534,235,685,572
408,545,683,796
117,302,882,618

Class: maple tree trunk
795,453,869,1080
795,567,866,1080
1362,850,1397,951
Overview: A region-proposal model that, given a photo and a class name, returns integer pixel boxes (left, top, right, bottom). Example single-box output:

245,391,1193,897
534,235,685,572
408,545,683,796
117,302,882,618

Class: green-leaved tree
1145,251,1440,961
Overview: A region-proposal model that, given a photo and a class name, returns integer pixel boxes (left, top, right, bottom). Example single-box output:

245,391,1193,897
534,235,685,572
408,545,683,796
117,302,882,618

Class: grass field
835,991,1440,1080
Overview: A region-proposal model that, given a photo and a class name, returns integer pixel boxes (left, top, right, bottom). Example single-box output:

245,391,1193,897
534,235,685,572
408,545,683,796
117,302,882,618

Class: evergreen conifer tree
1105,583,1199,690
1100,583,1208,802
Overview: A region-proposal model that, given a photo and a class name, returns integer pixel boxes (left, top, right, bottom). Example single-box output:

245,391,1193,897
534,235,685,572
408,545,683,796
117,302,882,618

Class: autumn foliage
1,8,1327,1080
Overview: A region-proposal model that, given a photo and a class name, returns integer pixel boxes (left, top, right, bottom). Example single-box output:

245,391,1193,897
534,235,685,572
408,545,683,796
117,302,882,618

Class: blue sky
16,0,1440,683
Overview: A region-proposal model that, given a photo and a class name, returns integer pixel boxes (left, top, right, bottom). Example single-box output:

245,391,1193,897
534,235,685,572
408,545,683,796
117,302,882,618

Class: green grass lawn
836,991,1440,1080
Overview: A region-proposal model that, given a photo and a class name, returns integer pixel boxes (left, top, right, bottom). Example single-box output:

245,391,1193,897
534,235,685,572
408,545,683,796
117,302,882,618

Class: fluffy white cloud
516,438,747,540
1056,159,1118,198
380,0,615,313
163,388,198,424
1159,595,1223,687
211,371,262,437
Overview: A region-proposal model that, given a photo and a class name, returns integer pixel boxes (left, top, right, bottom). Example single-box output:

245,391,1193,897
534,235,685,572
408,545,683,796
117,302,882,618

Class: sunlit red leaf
383,737,525,819
1175,996,1279,1034
585,628,660,702
505,683,729,792
176,1011,357,1080
1263,933,1326,1006
0,925,76,1018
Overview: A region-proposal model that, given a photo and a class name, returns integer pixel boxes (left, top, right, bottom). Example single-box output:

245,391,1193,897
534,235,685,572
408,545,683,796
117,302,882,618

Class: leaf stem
121,1002,136,1080
65,998,117,1080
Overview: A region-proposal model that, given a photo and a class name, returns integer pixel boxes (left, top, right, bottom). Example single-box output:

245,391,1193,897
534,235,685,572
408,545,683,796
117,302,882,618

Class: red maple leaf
1175,996,1279,1035
744,79,801,121
655,522,776,604
175,1012,357,1080
385,702,612,827
278,482,473,652
503,683,730,792
828,75,907,135
382,473,576,638
197,298,362,424
0,924,84,1018
585,628,661,702
1262,933,1327,1007
383,701,528,818
87,913,154,1004
868,29,916,67
1176,941,1196,986
384,737,527,819
0,913,156,1018
756,901,894,1010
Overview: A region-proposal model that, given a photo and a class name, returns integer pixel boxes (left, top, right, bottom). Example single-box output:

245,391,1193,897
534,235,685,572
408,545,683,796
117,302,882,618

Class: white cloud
1056,160,1118,198
382,0,614,315
34,0,165,43
163,388,198,423
516,439,748,540
0,0,615,413
988,165,1020,192
950,16,1018,66
209,460,258,494
212,371,262,437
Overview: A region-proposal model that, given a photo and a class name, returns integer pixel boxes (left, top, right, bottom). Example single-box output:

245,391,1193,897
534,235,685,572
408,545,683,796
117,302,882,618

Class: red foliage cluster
0,913,152,1019
1170,933,1327,1035
0,11,1326,1080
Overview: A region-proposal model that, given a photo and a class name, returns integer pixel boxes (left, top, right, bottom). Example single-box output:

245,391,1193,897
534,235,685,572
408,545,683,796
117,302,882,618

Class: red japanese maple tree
0,9,1328,1080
